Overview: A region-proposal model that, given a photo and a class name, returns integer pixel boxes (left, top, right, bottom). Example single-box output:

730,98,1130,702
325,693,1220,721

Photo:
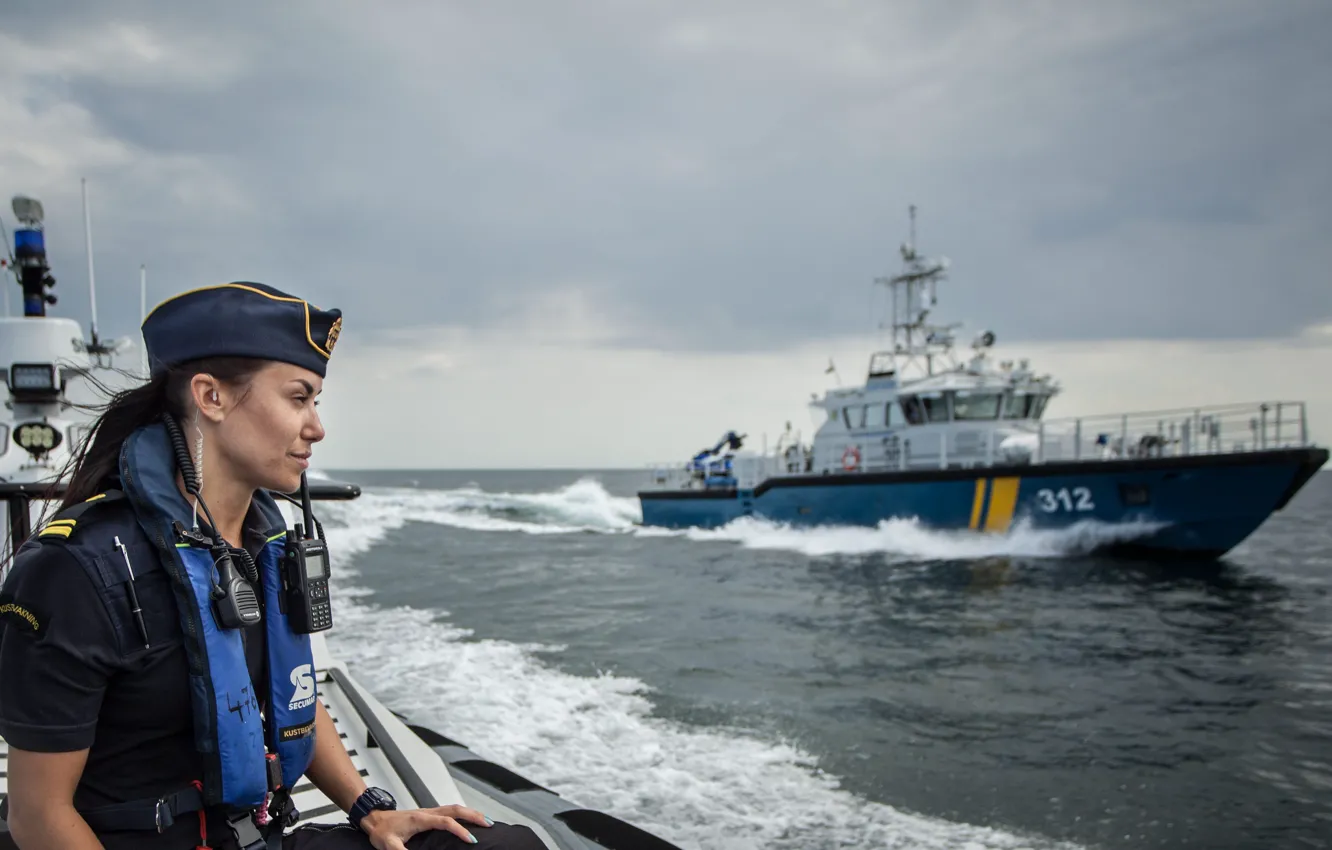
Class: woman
0,283,546,850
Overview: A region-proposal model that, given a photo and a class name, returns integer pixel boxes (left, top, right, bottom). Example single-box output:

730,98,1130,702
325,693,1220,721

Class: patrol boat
640,208,1328,558
0,192,683,850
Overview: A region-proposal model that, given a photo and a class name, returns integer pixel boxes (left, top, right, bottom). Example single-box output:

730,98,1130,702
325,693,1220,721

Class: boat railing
1030,400,1311,463
643,401,1316,488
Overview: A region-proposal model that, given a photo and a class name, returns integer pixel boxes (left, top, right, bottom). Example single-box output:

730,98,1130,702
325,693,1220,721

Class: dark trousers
280,821,547,850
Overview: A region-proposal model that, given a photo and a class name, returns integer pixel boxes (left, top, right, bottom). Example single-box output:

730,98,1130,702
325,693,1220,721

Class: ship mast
872,205,958,378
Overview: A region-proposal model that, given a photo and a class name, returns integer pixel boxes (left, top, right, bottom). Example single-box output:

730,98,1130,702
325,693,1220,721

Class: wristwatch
348,787,397,831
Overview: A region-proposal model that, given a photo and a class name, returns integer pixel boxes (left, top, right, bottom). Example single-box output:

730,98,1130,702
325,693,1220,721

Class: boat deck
647,400,1317,490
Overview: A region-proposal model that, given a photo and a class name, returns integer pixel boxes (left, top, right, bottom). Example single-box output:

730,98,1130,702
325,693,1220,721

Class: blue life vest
119,423,317,808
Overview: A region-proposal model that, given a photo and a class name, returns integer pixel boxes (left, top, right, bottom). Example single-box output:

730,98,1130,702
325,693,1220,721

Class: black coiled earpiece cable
162,413,261,626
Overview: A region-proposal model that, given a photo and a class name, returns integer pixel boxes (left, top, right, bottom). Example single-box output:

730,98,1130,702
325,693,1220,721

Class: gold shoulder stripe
38,524,74,539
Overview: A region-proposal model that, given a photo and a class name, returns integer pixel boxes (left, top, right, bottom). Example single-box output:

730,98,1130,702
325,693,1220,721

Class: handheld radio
282,473,332,633
212,545,262,628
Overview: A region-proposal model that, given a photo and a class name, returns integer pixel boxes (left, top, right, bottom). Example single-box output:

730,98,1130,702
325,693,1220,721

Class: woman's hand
360,805,494,848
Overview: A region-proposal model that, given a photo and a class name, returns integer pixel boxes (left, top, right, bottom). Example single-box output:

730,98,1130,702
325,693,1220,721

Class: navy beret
142,282,342,379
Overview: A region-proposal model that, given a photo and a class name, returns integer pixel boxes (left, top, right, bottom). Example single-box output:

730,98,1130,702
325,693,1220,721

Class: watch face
366,788,396,809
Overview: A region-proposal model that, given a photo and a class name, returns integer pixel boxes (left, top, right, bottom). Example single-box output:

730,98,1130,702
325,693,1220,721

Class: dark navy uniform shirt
0,496,271,849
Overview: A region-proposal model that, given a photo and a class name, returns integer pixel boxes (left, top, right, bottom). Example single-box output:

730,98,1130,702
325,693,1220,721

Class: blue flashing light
14,228,45,254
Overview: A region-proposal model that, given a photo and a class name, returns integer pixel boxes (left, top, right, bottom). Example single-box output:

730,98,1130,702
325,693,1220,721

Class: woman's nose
304,408,326,443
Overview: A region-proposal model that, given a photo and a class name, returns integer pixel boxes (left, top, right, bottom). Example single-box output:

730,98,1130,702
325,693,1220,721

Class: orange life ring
842,445,861,471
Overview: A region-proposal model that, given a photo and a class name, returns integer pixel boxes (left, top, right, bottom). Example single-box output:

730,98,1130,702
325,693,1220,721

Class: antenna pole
81,178,99,345
299,472,315,540
0,214,11,317
140,264,149,376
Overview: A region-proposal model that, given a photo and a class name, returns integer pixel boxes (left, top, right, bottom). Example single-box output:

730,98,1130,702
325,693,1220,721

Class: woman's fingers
433,804,493,828
426,812,478,844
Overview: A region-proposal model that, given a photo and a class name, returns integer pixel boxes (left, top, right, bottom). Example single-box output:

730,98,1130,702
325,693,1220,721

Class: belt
0,789,201,833
0,786,291,845
1,786,208,834
80,787,207,833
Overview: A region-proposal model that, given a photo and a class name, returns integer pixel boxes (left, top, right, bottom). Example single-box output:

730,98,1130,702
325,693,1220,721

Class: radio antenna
81,178,100,349
299,472,315,541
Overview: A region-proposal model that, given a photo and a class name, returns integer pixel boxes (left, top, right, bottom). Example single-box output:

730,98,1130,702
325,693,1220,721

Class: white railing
1034,401,1311,463
644,402,1315,489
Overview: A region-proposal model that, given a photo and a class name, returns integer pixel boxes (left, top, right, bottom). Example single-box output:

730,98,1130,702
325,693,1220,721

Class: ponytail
56,357,265,509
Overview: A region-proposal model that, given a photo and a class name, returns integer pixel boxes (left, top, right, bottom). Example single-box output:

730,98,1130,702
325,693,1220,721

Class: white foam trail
683,515,1166,559
318,495,1084,850
346,479,641,536
335,479,1161,560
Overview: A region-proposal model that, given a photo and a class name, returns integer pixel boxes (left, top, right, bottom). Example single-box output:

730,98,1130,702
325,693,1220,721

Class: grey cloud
2,0,1330,354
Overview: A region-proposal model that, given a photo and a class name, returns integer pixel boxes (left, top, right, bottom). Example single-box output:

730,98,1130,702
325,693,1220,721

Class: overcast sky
3,1,1330,468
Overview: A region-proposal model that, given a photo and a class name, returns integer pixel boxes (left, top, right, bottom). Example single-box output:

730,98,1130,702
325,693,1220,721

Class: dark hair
56,357,266,509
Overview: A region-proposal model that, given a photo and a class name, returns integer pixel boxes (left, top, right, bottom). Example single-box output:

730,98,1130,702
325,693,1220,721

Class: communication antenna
140,264,149,377
0,213,11,317
82,178,101,350
71,179,136,365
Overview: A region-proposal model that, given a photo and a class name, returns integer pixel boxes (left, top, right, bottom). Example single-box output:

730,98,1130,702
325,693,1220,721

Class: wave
317,497,1083,850
337,478,1160,559
682,515,1165,559
348,478,641,535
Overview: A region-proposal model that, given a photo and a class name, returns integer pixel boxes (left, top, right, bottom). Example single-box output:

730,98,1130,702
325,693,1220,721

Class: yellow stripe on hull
983,477,1021,533
968,479,989,529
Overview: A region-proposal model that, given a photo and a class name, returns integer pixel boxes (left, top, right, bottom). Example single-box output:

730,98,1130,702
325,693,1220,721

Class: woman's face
211,361,325,494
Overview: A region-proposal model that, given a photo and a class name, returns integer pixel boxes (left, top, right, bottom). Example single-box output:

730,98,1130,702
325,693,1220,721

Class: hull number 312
1035,487,1094,513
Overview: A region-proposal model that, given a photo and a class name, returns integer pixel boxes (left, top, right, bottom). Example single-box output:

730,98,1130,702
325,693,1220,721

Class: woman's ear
189,374,227,424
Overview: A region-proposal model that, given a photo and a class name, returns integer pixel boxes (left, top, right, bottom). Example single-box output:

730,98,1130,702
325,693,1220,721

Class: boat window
865,402,885,429
887,401,905,427
1002,392,1028,419
922,393,951,423
1029,394,1049,419
900,395,926,425
953,392,1001,421
843,405,866,429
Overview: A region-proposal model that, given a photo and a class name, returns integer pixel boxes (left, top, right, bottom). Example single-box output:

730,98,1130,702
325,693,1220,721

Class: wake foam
318,491,1084,850
683,515,1165,559
335,478,1160,560
344,479,641,535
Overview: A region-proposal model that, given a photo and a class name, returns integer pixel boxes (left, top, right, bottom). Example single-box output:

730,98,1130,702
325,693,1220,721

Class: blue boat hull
638,448,1328,557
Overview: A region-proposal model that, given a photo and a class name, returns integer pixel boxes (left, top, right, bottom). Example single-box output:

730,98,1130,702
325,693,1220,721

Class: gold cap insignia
325,317,342,354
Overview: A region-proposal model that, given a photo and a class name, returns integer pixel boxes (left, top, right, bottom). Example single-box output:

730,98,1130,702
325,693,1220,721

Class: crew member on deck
0,283,546,850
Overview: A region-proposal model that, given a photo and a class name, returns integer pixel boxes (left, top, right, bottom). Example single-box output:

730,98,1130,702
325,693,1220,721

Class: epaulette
36,490,126,540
